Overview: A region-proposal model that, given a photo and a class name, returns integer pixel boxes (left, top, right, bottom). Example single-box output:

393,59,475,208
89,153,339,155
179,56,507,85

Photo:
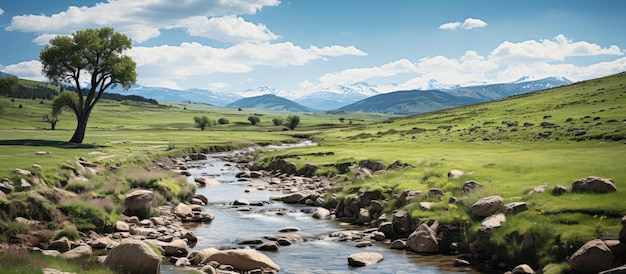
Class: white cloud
318,59,417,85
207,82,231,90
490,34,623,63
175,16,279,43
438,22,461,30
156,80,182,90
6,0,281,43
310,45,367,57
3,60,46,81
129,42,365,87
439,18,487,30
0,8,4,16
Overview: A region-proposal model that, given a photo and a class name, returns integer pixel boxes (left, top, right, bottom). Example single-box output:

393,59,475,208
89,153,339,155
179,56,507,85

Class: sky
1,0,625,97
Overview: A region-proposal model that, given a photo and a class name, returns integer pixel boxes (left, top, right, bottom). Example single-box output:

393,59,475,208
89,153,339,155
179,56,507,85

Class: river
162,145,475,274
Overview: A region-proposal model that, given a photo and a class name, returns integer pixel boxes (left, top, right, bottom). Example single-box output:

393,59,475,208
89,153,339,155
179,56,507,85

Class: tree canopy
40,27,137,143
0,77,18,95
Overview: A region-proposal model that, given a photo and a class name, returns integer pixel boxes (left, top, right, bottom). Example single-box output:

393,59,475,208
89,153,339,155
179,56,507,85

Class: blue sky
1,0,625,97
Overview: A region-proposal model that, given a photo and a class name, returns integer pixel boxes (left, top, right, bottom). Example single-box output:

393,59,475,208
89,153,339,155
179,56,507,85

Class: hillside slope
338,89,482,114
226,94,314,112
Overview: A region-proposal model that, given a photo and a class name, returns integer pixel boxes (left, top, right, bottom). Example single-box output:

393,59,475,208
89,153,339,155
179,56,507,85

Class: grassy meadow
0,72,625,272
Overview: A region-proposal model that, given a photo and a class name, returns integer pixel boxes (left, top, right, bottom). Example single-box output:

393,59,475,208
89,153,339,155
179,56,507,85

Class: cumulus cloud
0,8,4,16
439,18,487,30
308,34,624,93
2,60,46,81
310,45,367,57
129,42,366,87
490,34,623,63
207,82,231,90
6,0,281,43
175,16,279,43
318,59,417,85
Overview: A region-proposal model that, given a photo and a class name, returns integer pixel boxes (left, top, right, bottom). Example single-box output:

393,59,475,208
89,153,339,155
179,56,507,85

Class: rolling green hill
226,94,315,112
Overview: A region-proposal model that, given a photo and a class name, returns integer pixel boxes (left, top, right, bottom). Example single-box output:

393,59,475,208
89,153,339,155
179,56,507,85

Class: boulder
59,245,92,260
20,178,32,191
347,252,384,267
194,194,209,205
256,242,279,251
447,169,464,179
104,239,161,274
278,226,300,232
124,190,153,215
112,221,129,233
481,213,506,230
267,158,297,175
48,236,71,252
378,221,396,239
505,202,528,214
174,257,191,267
0,179,14,194
165,239,188,256
312,207,331,219
471,196,504,217
572,176,617,193
194,177,220,186
462,180,483,194
568,239,614,273
512,264,535,274
407,223,439,253
206,249,280,271
390,239,406,250
279,192,308,204
90,236,116,249
187,247,219,265
551,185,568,196
356,208,371,225
173,203,193,218
297,163,318,177
233,199,250,206
392,210,413,237
428,188,445,198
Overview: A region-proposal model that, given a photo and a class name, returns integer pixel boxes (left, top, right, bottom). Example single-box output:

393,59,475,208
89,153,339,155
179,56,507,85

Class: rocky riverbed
2,142,625,274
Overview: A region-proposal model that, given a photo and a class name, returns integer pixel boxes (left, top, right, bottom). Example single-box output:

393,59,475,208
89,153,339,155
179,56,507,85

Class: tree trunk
69,111,90,143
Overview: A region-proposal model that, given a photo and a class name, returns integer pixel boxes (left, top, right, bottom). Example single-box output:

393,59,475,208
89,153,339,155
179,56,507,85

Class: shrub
64,181,87,194
0,221,28,242
176,183,197,203
272,117,284,126
217,117,229,124
59,202,110,231
54,226,79,241
285,115,300,130
248,116,260,125
193,116,211,130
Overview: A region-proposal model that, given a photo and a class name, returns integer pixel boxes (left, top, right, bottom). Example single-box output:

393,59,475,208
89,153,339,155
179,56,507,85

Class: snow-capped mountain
107,85,241,107
234,86,278,98
294,82,381,110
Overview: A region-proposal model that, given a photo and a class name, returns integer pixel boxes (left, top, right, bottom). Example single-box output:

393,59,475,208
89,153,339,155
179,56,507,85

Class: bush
54,226,79,241
176,183,197,203
64,181,87,194
0,221,28,242
285,115,300,130
193,116,212,130
272,117,284,126
248,116,260,125
59,202,110,231
217,117,229,124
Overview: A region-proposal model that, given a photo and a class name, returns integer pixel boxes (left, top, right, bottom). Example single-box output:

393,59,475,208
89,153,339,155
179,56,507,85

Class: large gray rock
392,210,413,237
173,203,193,218
312,207,331,219
572,176,617,193
165,239,188,256
48,236,71,252
471,196,504,217
104,239,161,274
347,252,384,267
407,223,439,253
59,245,92,260
124,190,153,216
206,249,280,271
512,264,535,274
568,239,614,273
187,247,219,265
194,176,220,186
480,213,506,230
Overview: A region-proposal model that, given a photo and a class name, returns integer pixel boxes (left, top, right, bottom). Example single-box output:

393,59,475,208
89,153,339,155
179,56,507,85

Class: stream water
162,146,476,274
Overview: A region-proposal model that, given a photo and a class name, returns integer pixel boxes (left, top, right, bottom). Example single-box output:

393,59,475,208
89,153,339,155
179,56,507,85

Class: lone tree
285,115,300,130
40,27,137,143
194,116,211,130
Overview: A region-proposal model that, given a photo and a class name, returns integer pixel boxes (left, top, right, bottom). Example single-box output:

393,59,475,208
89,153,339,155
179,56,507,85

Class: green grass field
0,72,625,272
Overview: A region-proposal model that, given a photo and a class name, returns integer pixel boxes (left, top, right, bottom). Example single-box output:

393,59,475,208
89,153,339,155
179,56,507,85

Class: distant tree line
6,83,158,105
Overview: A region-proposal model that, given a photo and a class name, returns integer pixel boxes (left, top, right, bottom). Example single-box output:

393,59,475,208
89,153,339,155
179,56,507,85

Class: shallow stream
162,147,475,274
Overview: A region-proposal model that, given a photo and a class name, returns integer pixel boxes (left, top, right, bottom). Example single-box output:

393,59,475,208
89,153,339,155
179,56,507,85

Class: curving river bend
162,145,476,274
